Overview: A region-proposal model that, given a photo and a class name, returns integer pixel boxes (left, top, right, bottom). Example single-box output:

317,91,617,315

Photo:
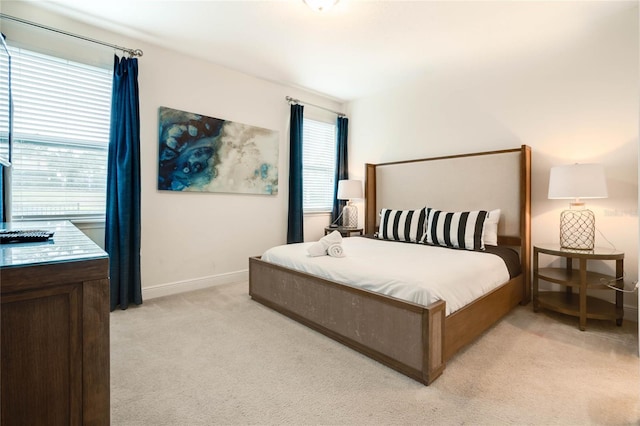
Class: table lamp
548,163,608,250
337,179,363,228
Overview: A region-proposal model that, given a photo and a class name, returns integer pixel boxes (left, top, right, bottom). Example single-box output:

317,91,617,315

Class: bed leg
422,300,446,384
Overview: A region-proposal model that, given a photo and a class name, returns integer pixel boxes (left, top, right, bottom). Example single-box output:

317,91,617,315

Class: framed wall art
158,106,279,195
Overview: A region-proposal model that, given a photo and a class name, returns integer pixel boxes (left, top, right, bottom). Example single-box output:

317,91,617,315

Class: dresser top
0,220,107,268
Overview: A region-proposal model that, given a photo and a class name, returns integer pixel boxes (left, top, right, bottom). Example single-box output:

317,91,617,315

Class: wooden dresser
1,221,110,425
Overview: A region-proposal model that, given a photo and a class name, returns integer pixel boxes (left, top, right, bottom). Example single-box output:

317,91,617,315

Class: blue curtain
331,117,349,222
0,166,4,222
287,104,304,243
106,55,142,311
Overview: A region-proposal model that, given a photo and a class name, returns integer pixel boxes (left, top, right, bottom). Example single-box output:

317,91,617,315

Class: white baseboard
624,305,638,322
142,270,248,300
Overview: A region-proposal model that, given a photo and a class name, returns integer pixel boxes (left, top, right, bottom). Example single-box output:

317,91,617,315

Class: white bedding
261,237,511,315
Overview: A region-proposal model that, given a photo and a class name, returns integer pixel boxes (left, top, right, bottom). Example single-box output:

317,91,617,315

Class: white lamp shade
548,163,608,200
337,180,363,200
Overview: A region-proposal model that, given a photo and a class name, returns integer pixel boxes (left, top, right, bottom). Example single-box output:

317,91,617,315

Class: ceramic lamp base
342,202,358,228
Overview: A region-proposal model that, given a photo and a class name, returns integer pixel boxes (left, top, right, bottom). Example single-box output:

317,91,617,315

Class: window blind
0,42,11,164
302,118,336,213
7,47,112,220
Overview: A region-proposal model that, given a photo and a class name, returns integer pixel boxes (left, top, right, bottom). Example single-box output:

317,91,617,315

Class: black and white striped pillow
378,208,428,242
421,209,488,251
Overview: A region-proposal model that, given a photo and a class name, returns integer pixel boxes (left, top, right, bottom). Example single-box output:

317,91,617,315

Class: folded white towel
307,230,343,257
307,241,328,257
327,243,345,258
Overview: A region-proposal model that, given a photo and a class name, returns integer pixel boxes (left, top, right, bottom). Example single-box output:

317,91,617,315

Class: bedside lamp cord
601,276,638,293
594,227,637,292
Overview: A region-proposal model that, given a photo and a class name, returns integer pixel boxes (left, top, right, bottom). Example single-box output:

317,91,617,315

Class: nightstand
324,226,363,238
533,244,624,331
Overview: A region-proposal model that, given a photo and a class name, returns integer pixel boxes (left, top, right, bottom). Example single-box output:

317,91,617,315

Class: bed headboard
364,145,531,302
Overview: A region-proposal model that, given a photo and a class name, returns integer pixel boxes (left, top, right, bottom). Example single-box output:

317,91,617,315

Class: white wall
347,6,639,316
2,2,343,298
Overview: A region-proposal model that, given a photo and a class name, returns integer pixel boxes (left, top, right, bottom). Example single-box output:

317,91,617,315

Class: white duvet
261,237,511,315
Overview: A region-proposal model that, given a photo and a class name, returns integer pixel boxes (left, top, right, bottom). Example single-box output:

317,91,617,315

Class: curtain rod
0,13,143,57
286,96,345,118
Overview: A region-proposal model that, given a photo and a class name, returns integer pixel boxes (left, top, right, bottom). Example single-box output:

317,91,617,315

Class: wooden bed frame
249,145,531,385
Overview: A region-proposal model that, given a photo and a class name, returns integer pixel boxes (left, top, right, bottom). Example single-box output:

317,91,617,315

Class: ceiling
19,0,638,102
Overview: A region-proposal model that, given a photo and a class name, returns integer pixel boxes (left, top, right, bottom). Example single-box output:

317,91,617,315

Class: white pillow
482,209,501,246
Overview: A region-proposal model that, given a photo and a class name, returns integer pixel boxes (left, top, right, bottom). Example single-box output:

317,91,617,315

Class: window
4,46,112,220
302,118,336,213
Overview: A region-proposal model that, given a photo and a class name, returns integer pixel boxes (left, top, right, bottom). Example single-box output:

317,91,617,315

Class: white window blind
302,118,336,213
0,41,10,165
7,47,112,220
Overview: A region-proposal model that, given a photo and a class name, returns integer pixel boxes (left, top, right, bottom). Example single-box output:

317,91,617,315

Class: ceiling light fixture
304,0,339,12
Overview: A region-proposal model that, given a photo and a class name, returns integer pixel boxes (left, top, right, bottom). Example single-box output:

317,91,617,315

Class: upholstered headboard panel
365,146,531,246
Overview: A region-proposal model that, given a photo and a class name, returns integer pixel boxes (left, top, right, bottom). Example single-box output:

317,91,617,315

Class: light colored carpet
110,281,640,425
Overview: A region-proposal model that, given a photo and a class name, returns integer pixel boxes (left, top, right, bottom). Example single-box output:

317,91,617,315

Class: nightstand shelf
533,244,624,331
537,267,617,290
536,292,619,321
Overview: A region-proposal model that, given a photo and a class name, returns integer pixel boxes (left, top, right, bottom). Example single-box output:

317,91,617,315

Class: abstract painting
158,106,278,195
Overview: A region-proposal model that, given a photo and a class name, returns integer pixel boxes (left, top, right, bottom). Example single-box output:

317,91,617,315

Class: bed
249,145,531,385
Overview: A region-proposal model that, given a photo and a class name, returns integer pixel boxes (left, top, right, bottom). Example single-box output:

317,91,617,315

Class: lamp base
559,207,595,250
342,202,358,228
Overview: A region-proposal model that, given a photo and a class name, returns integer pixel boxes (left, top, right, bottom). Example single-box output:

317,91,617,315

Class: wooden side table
533,244,624,331
324,226,363,238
